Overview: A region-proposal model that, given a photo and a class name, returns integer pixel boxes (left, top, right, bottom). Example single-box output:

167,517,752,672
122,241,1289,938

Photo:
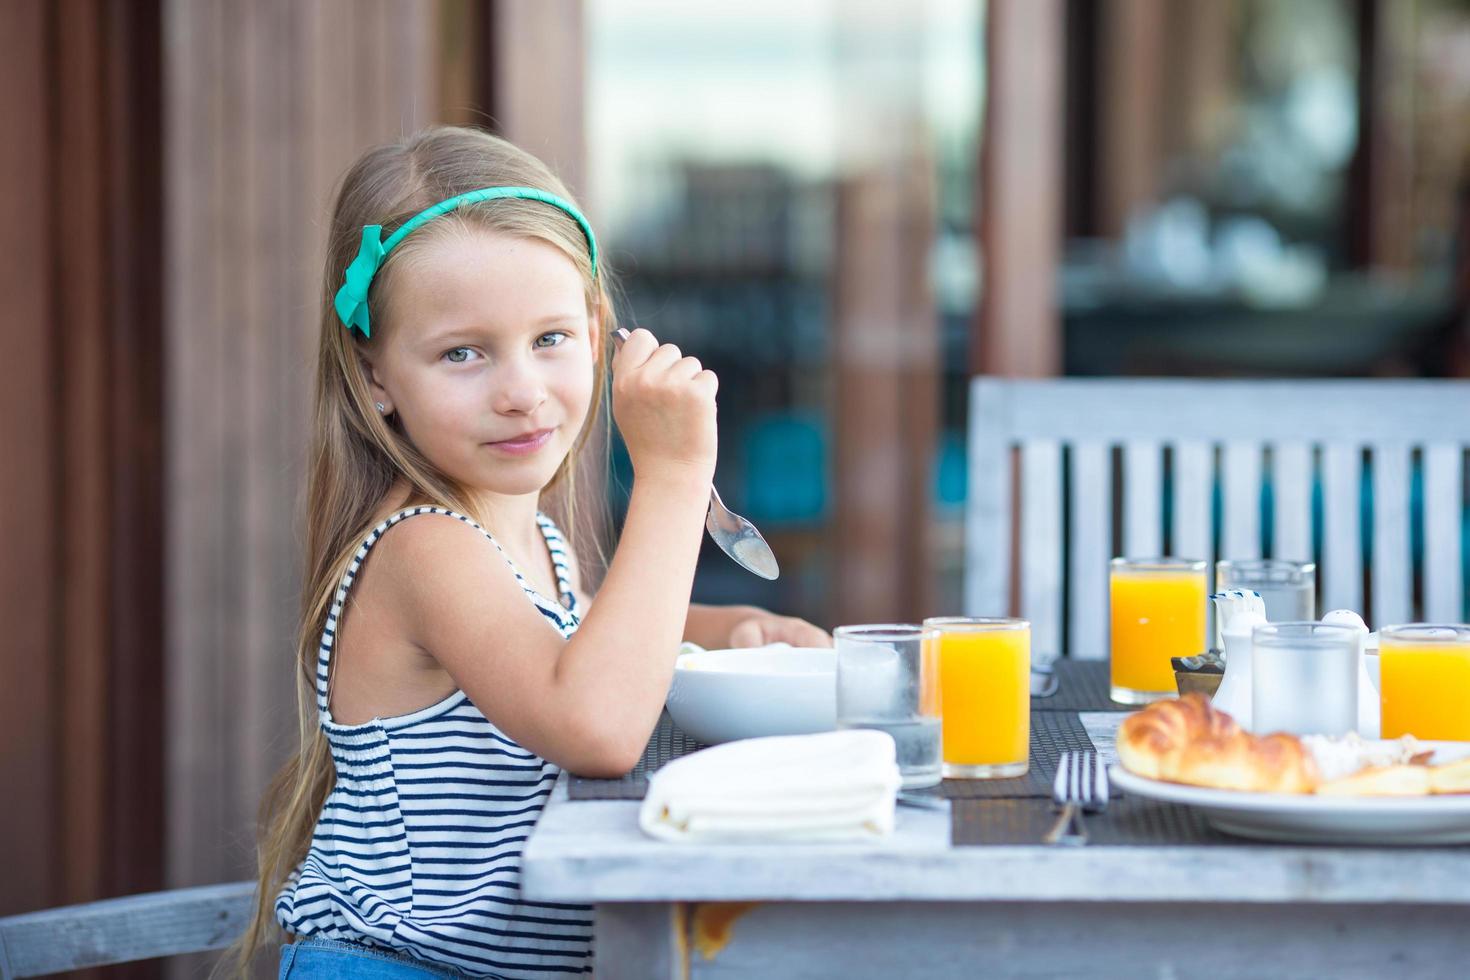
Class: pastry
1117,694,1320,793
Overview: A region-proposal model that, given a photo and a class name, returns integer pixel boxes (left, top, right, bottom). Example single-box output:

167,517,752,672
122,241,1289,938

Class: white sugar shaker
1209,590,1267,731
1321,609,1380,738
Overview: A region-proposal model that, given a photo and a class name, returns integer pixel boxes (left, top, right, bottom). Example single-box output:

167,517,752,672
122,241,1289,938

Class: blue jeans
279,937,468,980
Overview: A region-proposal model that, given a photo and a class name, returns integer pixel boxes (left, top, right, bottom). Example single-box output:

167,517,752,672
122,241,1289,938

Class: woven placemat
952,796,1233,846
569,711,1100,802
1034,660,1134,713
899,711,1097,801
566,712,705,800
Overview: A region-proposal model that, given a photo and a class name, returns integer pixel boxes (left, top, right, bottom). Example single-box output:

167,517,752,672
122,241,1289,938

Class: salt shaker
1209,590,1267,730
1320,609,1381,738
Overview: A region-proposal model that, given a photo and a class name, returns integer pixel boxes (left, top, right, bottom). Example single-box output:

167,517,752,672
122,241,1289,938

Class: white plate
666,646,835,745
1111,742,1470,845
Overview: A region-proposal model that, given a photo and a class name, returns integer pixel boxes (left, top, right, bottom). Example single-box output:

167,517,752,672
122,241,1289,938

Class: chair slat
1272,441,1313,563
1322,444,1363,614
966,383,1012,617
1423,444,1464,622
1069,442,1112,660
1020,441,1063,656
0,882,254,978
1172,442,1213,570
1371,443,1412,627
1123,441,1162,558
1222,441,1261,562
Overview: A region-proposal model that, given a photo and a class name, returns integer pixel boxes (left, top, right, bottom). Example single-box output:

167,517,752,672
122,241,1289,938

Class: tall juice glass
924,617,1030,778
1110,558,1208,704
1379,624,1470,741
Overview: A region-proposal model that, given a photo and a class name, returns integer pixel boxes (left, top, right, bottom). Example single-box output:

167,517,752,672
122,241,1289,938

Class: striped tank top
275,506,594,977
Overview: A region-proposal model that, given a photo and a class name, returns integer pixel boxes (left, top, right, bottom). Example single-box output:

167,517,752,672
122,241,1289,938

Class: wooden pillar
832,164,940,624
977,0,1064,378
1096,0,1166,239
1350,0,1418,272
489,0,588,199
1161,0,1235,163
830,4,940,625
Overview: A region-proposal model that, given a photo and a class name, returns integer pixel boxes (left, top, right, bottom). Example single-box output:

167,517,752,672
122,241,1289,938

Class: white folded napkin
638,729,901,843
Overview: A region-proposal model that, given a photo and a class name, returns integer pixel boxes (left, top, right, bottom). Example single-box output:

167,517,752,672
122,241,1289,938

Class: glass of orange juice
1379,624,1470,740
1110,557,1207,704
922,617,1030,778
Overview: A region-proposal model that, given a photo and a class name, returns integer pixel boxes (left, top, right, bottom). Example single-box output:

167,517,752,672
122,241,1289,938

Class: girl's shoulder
361,507,536,624
365,503,493,567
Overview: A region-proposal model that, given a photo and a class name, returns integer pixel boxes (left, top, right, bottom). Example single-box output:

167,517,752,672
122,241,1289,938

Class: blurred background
4,0,1470,946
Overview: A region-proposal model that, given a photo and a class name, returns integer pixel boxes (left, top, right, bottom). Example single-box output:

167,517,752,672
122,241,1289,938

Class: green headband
334,185,599,338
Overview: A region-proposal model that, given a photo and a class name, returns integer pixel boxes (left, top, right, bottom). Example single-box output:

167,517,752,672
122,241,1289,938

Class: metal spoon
611,327,780,580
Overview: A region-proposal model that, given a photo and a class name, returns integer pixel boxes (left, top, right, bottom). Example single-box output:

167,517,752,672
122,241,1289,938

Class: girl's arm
382,329,718,777
684,603,832,649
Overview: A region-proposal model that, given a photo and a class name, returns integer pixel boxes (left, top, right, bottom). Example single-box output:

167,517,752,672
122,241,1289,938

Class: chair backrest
965,378,1470,659
0,882,254,978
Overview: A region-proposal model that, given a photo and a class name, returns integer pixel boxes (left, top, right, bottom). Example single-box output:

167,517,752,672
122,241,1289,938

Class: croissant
1117,694,1320,794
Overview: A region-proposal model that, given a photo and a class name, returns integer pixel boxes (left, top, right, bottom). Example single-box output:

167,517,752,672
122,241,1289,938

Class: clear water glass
835,624,942,789
1216,559,1316,622
1251,622,1360,736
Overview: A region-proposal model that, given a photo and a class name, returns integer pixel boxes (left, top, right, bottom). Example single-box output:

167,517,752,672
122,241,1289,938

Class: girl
237,126,828,979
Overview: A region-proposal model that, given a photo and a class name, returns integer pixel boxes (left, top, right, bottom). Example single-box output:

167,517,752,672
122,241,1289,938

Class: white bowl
665,646,837,745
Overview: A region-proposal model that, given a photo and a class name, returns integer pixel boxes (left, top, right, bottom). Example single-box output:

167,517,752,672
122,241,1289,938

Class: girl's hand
728,612,833,649
611,328,718,484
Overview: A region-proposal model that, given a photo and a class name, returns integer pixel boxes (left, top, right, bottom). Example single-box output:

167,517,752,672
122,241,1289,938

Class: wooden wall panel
100,0,168,909
0,0,166,920
162,0,445,893
0,0,589,919
55,0,112,906
0,0,61,915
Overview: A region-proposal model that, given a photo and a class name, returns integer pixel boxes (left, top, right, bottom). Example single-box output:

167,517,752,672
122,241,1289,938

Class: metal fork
1042,750,1109,846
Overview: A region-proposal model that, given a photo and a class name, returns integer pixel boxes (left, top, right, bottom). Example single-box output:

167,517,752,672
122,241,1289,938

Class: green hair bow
334,185,599,338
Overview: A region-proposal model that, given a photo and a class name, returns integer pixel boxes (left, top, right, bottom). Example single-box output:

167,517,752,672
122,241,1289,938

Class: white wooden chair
965,378,1470,659
0,882,253,978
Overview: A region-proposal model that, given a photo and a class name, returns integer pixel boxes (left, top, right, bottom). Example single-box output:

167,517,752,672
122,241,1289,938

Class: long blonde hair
230,126,615,975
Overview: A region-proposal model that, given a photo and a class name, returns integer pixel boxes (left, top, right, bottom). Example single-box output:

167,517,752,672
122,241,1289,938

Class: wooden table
523,711,1470,979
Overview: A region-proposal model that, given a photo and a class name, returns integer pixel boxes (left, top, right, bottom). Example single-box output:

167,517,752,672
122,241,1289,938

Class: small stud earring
375,402,387,414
